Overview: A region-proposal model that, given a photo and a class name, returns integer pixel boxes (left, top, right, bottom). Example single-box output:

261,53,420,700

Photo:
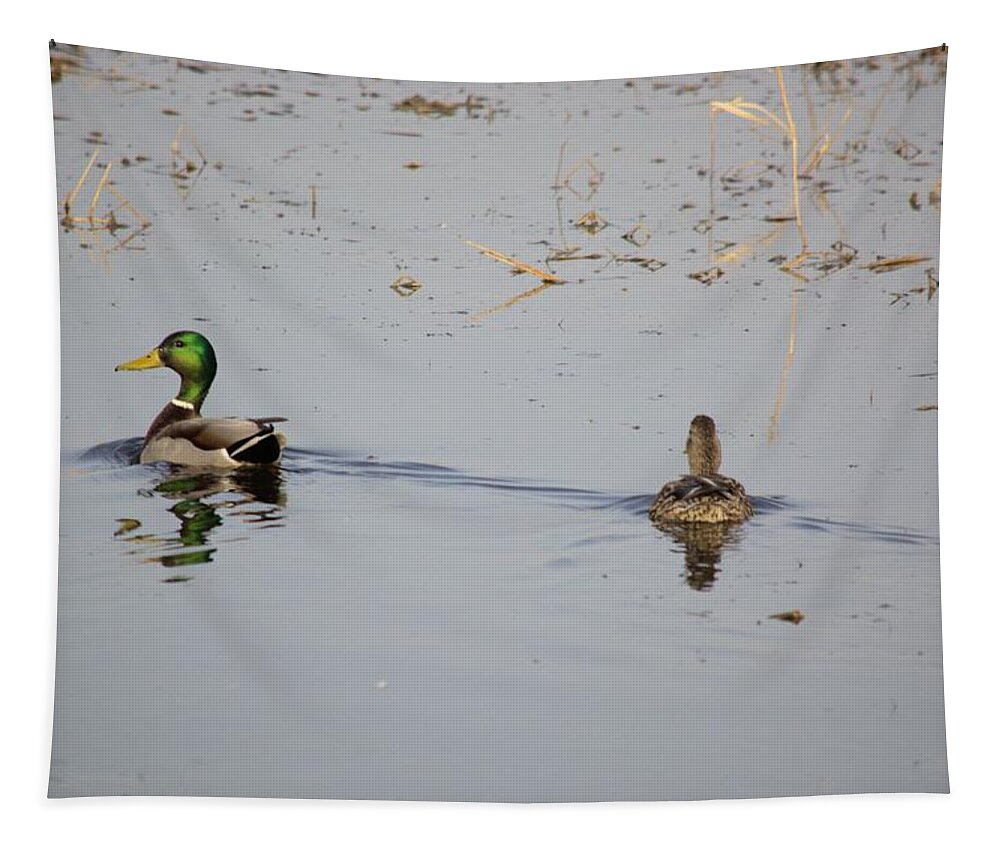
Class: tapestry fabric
49,43,947,801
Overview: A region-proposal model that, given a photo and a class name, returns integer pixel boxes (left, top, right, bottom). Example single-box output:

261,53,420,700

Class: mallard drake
649,415,753,525
116,330,286,467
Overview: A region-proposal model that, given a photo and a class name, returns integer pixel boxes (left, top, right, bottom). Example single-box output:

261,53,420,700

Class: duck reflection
654,521,745,591
115,464,285,577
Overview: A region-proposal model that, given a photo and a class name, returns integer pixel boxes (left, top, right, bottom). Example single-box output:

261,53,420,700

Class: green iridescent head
116,330,218,408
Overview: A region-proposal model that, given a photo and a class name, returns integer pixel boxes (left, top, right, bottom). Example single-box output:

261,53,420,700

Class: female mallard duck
649,415,753,525
116,330,286,467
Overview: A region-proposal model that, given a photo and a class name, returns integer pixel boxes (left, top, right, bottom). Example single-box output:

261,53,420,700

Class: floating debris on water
688,266,725,285
769,609,805,624
176,58,221,74
546,246,604,263
556,155,603,201
61,151,151,267
471,279,562,323
888,268,939,307
50,50,82,83
929,179,942,210
114,518,142,537
925,268,939,299
885,130,921,161
393,94,488,118
615,255,666,273
574,210,608,234
778,242,858,282
228,83,279,98
465,240,565,284
622,223,652,247
169,124,208,198
864,255,932,274
391,275,423,297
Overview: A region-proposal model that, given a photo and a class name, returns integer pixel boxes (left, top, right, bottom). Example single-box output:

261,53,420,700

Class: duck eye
174,339,185,348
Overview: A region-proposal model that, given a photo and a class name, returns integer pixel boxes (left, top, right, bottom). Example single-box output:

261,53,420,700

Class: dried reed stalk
465,240,565,284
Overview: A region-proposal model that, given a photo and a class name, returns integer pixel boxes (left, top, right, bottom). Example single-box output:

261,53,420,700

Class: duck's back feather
140,417,287,467
649,473,753,525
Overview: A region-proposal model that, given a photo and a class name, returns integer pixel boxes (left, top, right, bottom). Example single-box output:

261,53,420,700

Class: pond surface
50,45,946,800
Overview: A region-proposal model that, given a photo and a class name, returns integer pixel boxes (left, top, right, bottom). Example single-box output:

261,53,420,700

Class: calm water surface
50,46,945,800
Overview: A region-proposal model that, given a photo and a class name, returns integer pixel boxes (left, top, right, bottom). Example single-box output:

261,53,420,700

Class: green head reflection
115,465,286,580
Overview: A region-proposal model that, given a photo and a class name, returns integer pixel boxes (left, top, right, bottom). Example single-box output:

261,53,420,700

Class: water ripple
75,440,938,548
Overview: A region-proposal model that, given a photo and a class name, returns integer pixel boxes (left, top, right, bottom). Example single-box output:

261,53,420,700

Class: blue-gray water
50,45,946,800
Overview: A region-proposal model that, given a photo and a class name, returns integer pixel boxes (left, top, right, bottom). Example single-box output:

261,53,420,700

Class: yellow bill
115,348,163,371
